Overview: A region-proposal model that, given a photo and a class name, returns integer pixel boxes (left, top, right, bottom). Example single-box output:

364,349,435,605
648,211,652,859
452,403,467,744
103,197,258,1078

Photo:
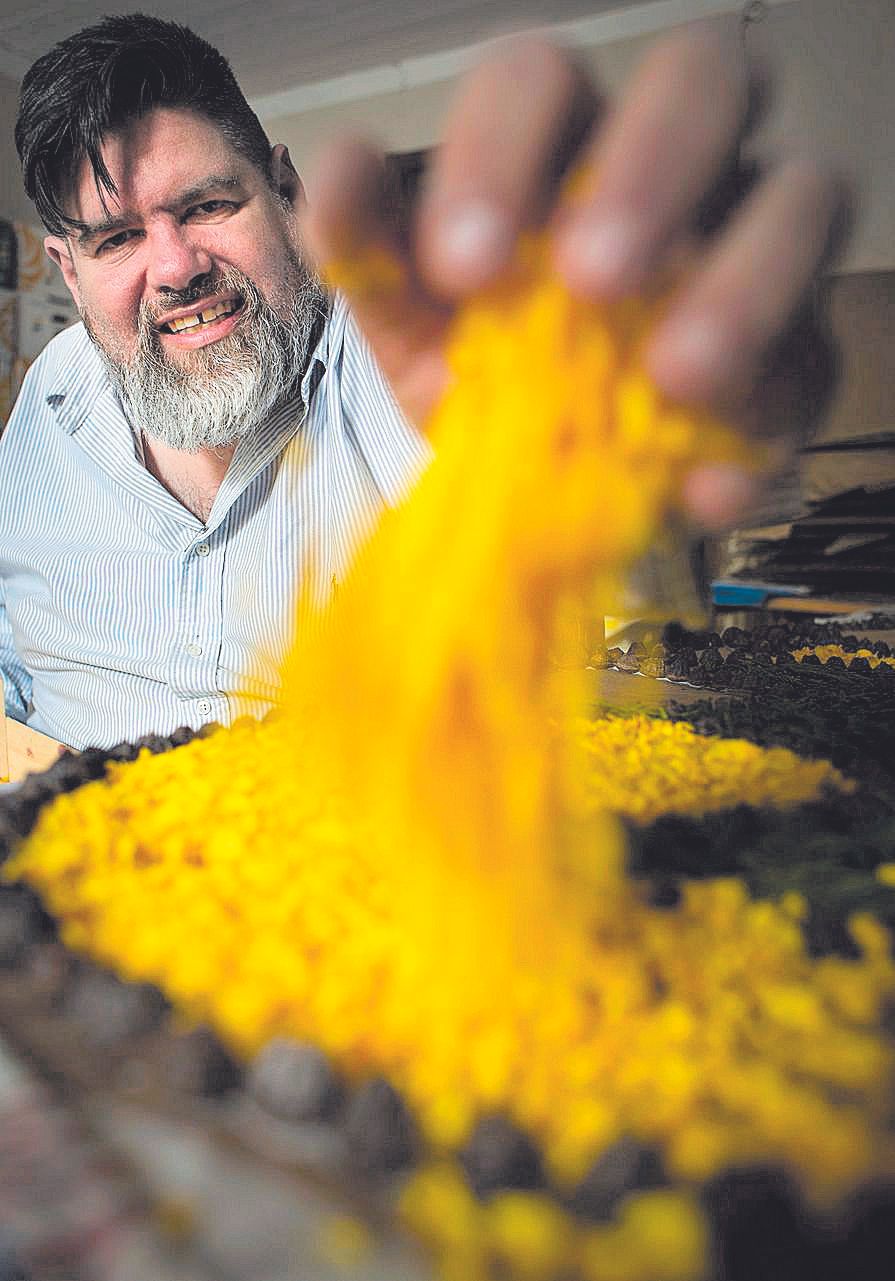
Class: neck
142,434,235,523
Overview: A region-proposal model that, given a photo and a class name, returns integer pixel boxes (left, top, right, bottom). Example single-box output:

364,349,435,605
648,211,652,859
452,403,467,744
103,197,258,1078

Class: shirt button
196,542,211,557
196,699,212,716
185,642,203,658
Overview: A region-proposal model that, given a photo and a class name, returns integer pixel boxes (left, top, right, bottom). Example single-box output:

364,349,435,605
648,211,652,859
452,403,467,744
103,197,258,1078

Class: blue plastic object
711,580,811,608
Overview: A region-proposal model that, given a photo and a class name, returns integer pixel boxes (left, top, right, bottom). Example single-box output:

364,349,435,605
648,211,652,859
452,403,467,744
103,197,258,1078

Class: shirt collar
300,300,330,406
45,325,113,436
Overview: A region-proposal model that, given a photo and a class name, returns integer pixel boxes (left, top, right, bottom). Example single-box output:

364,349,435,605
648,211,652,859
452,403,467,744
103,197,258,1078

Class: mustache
140,269,255,332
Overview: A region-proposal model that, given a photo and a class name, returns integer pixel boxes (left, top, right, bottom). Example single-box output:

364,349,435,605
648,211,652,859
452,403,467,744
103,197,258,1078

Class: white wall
746,0,893,274
263,0,895,274
0,69,33,224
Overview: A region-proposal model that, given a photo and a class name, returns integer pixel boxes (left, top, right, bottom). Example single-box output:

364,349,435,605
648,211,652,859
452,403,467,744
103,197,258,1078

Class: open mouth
159,297,244,335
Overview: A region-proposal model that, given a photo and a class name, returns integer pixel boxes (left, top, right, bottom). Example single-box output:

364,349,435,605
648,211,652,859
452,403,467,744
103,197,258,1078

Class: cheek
211,221,294,291
80,273,143,330
77,272,148,363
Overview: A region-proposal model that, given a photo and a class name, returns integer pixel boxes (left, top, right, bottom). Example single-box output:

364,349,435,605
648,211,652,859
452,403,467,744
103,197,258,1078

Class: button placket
167,531,221,702
184,537,211,663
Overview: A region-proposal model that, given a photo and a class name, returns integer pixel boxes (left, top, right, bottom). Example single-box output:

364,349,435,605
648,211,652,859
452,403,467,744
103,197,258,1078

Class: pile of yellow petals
400,1169,709,1281
580,714,851,823
7,240,895,1281
8,714,892,1223
792,643,895,671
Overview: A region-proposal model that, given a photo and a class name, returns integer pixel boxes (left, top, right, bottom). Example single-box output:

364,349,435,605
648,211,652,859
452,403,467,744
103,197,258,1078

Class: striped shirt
0,294,431,749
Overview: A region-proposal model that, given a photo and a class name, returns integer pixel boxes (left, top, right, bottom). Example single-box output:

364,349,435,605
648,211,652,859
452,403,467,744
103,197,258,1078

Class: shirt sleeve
0,578,32,723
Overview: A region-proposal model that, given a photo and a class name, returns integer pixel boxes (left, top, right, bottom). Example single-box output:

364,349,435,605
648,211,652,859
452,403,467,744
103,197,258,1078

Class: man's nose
146,222,214,294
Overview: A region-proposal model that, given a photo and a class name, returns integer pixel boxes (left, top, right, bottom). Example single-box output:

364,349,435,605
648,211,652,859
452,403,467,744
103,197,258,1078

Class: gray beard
86,257,327,452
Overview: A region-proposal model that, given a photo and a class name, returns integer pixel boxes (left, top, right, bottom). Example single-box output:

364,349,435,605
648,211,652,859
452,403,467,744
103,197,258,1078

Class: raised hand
301,21,849,528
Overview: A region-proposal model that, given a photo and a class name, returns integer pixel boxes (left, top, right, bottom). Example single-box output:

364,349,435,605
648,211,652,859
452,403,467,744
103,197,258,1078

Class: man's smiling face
45,107,325,450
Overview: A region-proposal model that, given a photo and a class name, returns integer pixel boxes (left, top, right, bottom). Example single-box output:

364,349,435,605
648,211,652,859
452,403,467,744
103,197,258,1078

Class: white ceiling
0,1,639,95
0,0,763,110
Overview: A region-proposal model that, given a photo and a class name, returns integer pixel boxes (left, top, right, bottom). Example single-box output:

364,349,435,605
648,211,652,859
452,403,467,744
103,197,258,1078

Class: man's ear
270,144,305,210
44,236,81,310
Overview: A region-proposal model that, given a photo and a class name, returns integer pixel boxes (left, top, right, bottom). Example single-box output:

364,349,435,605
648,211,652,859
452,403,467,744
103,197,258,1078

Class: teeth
165,300,236,333
168,314,200,332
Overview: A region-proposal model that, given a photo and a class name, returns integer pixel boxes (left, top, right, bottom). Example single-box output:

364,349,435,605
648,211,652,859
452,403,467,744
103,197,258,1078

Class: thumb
302,136,453,428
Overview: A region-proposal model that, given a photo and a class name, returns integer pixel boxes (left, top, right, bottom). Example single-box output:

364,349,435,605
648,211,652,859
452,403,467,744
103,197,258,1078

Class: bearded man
0,14,845,749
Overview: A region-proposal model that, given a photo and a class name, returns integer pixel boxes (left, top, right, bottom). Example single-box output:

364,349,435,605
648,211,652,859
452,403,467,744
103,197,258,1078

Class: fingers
302,137,453,426
302,135,400,275
301,133,441,338
645,158,849,409
415,35,599,296
553,21,755,297
679,462,764,530
667,157,846,533
302,25,850,453
304,25,777,331
680,302,839,531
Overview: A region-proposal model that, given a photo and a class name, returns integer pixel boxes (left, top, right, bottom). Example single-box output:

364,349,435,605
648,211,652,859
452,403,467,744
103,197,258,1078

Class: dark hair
16,13,274,235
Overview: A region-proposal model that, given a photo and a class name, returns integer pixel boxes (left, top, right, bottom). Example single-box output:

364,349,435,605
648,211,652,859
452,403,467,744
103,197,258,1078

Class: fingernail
682,463,758,531
435,201,512,279
555,215,646,294
648,314,738,402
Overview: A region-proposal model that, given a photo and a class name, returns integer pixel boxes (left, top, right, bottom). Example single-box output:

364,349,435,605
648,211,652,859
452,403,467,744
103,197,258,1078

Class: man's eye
190,200,237,218
98,229,138,253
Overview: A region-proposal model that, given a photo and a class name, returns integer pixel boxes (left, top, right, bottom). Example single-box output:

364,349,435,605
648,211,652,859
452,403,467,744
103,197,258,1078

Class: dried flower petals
5,242,895,1281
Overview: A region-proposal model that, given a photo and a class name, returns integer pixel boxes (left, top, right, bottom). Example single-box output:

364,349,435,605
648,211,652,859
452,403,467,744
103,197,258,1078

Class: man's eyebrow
76,174,247,245
170,173,246,210
77,212,134,244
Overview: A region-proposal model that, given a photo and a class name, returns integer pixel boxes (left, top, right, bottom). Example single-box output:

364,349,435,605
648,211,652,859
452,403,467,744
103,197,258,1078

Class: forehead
67,107,262,224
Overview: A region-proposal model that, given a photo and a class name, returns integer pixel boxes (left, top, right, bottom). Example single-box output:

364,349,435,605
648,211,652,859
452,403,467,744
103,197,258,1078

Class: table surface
0,649,885,1278
1,668,711,788
3,717,66,784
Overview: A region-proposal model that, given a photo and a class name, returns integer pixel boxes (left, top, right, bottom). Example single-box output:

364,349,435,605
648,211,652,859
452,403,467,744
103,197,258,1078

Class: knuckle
780,154,840,198
642,19,750,117
788,157,855,215
718,307,764,369
764,152,848,218
762,154,853,262
649,18,739,76
483,31,579,97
